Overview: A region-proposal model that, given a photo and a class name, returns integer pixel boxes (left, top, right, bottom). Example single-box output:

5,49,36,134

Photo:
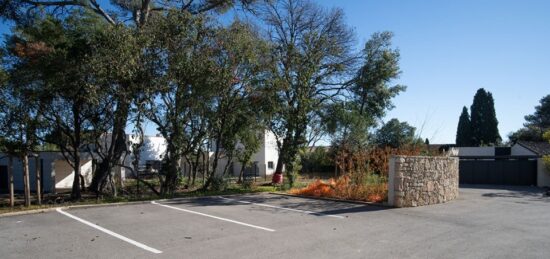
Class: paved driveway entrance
1,186,549,258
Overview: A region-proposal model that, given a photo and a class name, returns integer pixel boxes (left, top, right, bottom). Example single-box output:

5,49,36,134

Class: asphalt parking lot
1,186,549,259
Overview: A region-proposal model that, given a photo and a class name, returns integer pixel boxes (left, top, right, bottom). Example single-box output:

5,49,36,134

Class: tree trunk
35,157,41,205
274,155,284,174
89,101,130,194
192,149,202,186
160,148,179,196
71,151,82,200
132,151,141,196
22,155,31,207
202,137,222,191
237,163,245,183
8,156,14,207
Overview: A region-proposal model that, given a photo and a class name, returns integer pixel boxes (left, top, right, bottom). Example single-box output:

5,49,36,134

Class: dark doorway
0,165,8,192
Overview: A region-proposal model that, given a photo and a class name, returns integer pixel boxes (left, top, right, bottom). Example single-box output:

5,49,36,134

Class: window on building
267,161,274,169
145,160,162,171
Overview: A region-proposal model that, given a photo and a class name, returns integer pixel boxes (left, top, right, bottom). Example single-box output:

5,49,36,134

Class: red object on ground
272,172,283,184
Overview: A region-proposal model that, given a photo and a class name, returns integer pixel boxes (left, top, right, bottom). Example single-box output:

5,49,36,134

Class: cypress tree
470,88,501,146
456,106,472,146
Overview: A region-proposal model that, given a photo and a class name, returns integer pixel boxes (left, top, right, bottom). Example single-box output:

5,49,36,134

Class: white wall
457,147,495,157
511,144,537,156
537,159,550,187
0,152,94,193
54,159,93,189
126,135,167,166
263,131,279,176
122,132,280,179
208,130,279,178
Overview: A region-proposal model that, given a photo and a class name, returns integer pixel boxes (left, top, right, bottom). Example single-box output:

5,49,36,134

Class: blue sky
1,0,549,144
314,0,550,143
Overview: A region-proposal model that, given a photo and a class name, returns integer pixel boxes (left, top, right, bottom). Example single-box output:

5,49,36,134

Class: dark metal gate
243,162,260,178
459,156,537,186
0,166,7,192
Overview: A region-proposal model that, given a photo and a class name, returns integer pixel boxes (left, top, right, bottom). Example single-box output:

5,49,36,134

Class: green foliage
301,147,332,173
543,131,550,173
261,0,356,187
210,177,228,192
241,178,254,190
374,118,417,148
510,95,550,142
327,31,405,151
508,126,542,143
0,0,254,27
470,88,501,146
456,106,473,146
525,95,550,130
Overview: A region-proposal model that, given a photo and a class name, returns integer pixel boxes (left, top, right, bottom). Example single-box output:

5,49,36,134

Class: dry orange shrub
291,145,426,203
364,146,423,177
290,175,388,203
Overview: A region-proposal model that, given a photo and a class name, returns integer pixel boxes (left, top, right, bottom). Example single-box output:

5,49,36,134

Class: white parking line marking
56,208,162,254
218,196,345,219
151,201,275,232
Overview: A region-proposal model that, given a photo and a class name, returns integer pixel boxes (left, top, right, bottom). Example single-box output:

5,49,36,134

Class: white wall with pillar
0,152,93,193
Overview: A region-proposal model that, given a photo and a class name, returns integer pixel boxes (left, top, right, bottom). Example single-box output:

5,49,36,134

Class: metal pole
22,155,31,207
8,156,14,207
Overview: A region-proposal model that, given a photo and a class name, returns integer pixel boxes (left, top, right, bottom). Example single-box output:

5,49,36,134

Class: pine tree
456,106,472,146
470,88,501,146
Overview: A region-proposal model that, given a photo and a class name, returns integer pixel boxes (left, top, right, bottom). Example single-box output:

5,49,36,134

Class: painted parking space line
151,201,275,232
56,208,163,254
218,196,345,219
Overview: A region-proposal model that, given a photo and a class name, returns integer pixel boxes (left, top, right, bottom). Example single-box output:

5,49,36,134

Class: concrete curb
0,200,155,218
0,207,60,218
268,192,394,208
0,192,265,218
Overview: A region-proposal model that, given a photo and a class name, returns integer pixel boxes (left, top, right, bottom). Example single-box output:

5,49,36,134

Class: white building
121,134,167,178
211,131,280,177
0,152,94,193
0,131,280,194
123,131,280,179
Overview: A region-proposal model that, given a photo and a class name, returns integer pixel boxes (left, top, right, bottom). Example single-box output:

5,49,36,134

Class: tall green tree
1,0,260,196
525,94,550,134
374,118,417,148
456,106,473,146
0,65,42,207
1,0,256,26
140,12,269,194
470,88,501,146
4,15,114,200
327,31,405,149
510,94,550,142
260,0,356,186
201,21,271,190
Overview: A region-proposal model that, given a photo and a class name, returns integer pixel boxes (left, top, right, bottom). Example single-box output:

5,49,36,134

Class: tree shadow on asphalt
464,185,550,203
160,194,392,217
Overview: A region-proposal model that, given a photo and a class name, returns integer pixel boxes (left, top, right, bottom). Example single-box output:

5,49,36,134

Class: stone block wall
388,155,459,207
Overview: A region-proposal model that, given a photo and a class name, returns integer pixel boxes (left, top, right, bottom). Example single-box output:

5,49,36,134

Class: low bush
289,174,387,203
210,177,228,192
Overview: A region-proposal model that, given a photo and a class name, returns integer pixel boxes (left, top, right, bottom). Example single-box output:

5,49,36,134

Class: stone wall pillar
388,155,459,208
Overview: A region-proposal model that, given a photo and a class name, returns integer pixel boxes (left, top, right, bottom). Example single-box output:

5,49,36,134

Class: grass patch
0,181,280,215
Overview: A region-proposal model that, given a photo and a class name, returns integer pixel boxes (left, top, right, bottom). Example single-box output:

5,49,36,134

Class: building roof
516,141,550,156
